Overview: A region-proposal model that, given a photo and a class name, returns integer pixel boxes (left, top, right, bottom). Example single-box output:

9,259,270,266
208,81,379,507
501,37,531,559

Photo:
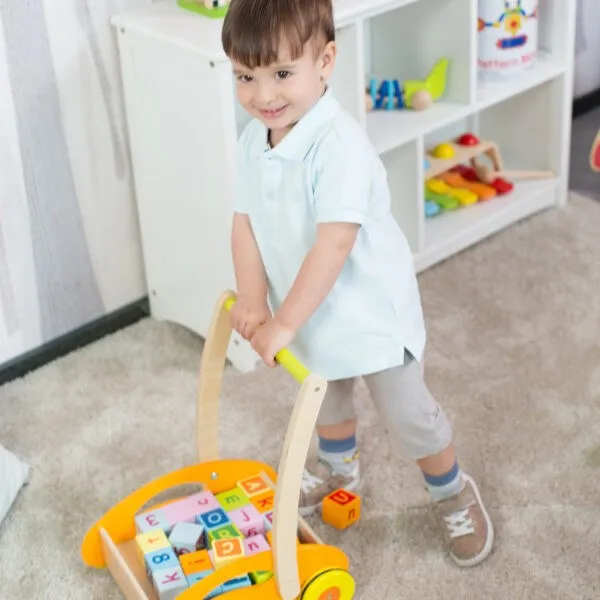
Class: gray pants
316,350,453,460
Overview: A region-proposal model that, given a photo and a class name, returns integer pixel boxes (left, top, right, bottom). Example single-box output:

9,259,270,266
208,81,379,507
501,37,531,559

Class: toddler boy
222,0,494,567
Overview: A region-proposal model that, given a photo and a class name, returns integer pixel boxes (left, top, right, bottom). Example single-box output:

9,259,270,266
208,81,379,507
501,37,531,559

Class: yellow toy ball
432,143,455,159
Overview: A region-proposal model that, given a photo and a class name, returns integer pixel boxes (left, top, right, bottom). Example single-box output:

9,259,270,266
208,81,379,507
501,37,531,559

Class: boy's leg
299,377,361,517
363,351,494,568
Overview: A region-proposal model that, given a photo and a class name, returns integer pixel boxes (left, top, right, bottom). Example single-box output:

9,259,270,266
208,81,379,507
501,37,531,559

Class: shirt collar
254,87,339,161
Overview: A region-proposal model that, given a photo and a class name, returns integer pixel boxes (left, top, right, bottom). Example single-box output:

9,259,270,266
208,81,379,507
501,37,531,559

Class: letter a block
237,474,270,498
322,488,361,530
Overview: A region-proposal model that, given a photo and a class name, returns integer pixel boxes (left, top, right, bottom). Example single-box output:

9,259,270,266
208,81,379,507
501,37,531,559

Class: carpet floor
1,193,600,599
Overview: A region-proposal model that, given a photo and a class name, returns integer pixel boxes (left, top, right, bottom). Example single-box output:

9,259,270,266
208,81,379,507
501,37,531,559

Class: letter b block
322,488,361,530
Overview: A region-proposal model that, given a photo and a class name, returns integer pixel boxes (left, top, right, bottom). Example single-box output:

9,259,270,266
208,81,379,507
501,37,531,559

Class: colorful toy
590,130,599,172
322,489,361,531
432,143,455,159
81,291,357,599
478,1,538,48
472,163,554,184
451,165,514,195
437,171,497,201
427,179,477,206
178,0,230,18
425,186,459,212
367,58,449,112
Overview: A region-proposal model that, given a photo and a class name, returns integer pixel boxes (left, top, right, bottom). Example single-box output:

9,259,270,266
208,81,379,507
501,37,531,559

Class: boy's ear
321,41,337,80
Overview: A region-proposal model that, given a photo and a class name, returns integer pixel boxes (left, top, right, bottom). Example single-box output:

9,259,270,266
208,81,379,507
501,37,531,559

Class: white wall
574,0,600,98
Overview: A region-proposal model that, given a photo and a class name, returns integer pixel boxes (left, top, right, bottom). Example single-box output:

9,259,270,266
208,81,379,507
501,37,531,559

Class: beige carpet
2,193,600,599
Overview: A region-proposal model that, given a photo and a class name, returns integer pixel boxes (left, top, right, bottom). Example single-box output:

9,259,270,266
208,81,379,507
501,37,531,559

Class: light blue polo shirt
235,88,426,380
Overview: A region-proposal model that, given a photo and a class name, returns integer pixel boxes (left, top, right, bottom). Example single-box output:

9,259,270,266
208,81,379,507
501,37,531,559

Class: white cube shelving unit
111,0,577,373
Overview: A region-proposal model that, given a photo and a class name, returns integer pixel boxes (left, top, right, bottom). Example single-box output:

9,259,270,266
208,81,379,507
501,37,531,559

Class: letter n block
322,488,361,530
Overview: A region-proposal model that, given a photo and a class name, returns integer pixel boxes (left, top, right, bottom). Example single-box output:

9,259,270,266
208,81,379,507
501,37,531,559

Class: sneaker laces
443,507,475,539
301,469,324,493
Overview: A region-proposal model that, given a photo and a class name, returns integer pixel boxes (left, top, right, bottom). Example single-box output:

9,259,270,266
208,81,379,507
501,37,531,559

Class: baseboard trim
0,297,150,386
573,88,600,119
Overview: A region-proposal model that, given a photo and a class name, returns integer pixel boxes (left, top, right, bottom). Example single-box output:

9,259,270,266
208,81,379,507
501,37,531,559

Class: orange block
180,549,212,576
438,171,496,201
249,490,275,514
322,489,361,530
237,474,271,498
212,537,244,569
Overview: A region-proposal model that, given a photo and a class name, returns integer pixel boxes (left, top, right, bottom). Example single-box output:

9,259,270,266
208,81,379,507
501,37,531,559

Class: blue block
223,575,252,592
197,508,230,531
187,569,213,586
145,546,179,574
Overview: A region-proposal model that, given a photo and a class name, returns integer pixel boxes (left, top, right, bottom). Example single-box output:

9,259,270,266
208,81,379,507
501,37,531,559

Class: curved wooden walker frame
81,290,351,600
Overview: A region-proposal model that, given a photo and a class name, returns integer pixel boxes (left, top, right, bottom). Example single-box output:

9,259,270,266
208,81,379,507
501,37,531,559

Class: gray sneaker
298,457,361,517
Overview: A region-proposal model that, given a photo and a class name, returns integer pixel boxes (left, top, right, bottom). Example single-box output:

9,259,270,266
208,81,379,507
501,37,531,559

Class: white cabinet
111,0,577,372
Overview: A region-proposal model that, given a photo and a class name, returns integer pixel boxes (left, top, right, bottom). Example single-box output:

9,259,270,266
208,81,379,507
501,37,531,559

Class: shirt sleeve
312,134,372,225
233,121,256,214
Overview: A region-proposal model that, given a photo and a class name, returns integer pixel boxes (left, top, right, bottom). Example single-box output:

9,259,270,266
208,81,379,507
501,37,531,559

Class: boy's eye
276,70,291,80
237,74,253,83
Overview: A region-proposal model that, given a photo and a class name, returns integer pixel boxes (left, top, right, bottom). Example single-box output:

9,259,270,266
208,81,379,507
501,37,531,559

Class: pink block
228,505,264,537
162,497,197,527
243,535,270,556
263,511,273,531
186,491,221,516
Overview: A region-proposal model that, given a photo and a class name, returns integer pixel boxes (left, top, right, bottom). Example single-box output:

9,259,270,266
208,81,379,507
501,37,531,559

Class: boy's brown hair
222,0,335,69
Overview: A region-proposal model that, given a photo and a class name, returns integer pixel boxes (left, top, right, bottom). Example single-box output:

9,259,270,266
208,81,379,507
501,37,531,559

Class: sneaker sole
450,472,495,568
298,474,361,518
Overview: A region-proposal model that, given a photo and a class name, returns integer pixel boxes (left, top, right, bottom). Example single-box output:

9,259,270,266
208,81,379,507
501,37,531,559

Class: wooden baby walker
81,291,356,600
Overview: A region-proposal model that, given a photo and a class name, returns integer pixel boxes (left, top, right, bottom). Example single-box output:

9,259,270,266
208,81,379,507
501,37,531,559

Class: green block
177,0,229,18
207,524,242,547
216,488,250,511
249,570,273,584
425,186,459,211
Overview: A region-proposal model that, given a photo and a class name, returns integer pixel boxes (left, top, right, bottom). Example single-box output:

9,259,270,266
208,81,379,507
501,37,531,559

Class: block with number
180,549,213,577
228,504,264,537
197,507,230,532
322,488,361,530
186,490,221,517
135,529,170,563
212,537,245,568
222,574,252,593
237,474,270,498
151,565,188,599
207,523,242,548
135,509,171,535
215,487,250,511
145,546,179,574
249,490,275,514
168,521,205,555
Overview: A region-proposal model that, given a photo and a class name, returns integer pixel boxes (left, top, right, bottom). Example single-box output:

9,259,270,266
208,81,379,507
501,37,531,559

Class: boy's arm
232,212,268,302
275,222,359,331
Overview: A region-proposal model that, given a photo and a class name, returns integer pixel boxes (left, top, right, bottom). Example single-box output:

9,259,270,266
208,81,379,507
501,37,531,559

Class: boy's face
232,39,336,141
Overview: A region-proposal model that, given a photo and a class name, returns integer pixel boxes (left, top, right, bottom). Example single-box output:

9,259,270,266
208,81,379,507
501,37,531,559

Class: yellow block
135,529,170,562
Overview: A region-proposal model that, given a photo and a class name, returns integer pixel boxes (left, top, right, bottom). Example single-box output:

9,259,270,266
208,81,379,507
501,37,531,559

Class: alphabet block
263,510,273,531
135,529,170,562
228,504,264,537
162,497,197,527
179,549,213,577
168,521,205,555
197,507,230,532
243,534,270,556
211,537,245,569
145,546,179,574
151,565,188,600
249,490,275,514
237,474,270,498
186,569,213,586
322,488,361,530
207,523,242,548
135,509,172,535
186,490,221,516
215,487,250,511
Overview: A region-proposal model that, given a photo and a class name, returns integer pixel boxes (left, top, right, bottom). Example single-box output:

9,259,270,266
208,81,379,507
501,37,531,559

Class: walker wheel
301,568,355,600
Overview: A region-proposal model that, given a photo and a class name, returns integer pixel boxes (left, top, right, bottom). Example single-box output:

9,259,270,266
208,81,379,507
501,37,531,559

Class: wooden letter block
186,490,221,517
179,549,212,577
162,497,197,527
151,565,188,600
243,534,270,556
207,523,242,548
212,537,244,569
228,505,264,537
322,488,361,530
168,521,205,555
237,474,270,498
145,546,179,574
215,487,250,511
263,511,273,531
249,490,275,514
197,508,230,532
186,568,213,586
135,509,171,535
135,529,170,559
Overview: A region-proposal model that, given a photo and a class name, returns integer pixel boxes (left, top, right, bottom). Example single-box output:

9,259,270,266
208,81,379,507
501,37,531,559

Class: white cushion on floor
0,444,29,526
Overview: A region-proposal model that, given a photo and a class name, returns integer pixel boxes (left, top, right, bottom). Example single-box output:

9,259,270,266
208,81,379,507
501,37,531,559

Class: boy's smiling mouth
258,105,289,120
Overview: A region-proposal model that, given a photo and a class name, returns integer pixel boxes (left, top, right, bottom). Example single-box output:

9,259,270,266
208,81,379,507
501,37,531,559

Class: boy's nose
255,85,277,105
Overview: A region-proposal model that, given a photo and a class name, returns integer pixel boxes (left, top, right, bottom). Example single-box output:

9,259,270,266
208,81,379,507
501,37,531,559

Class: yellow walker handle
222,295,310,383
